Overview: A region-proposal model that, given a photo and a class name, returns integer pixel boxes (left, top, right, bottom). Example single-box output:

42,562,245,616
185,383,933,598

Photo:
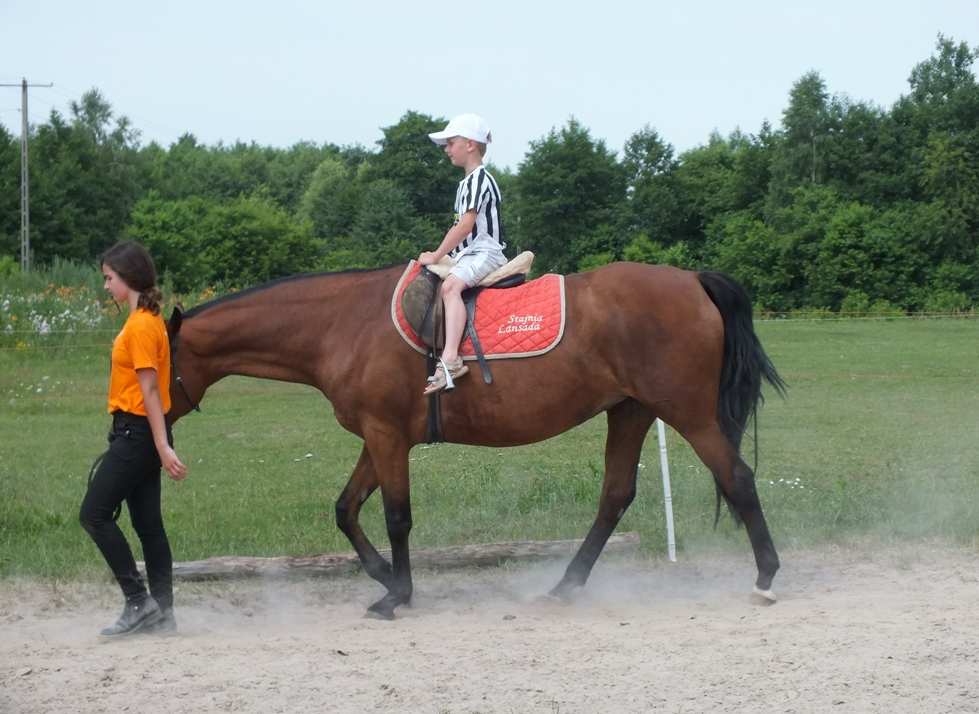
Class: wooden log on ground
143,532,641,582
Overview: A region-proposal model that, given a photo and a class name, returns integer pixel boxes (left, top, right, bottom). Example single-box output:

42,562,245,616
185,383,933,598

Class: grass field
1,317,977,580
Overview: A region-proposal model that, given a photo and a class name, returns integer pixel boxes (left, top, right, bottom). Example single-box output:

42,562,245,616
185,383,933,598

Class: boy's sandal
423,358,470,395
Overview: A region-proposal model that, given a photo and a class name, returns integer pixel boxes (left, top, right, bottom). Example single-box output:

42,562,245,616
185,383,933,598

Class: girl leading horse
166,261,785,619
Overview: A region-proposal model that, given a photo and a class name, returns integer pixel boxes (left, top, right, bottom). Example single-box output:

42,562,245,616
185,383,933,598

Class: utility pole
1,78,53,272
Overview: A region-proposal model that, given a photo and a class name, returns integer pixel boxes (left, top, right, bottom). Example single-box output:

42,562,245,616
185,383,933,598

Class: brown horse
166,261,785,619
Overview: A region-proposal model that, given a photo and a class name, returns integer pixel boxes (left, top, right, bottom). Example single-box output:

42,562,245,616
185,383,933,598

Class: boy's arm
418,210,477,264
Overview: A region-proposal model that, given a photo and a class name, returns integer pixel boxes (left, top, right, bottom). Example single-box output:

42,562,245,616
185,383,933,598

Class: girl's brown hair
101,241,162,315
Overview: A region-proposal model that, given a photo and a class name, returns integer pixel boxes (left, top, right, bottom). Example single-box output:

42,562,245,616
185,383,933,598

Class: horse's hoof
751,585,777,605
365,598,398,620
535,592,566,605
364,605,396,621
542,583,579,604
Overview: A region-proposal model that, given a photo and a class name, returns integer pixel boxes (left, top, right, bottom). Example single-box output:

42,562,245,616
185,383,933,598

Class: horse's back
567,260,701,293
565,262,719,333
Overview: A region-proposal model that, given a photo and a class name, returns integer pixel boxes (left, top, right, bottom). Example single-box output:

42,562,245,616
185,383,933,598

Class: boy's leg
440,250,504,362
422,274,471,394
440,275,467,363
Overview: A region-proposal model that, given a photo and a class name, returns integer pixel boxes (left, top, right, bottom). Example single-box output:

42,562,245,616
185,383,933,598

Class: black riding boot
99,594,162,638
143,607,177,635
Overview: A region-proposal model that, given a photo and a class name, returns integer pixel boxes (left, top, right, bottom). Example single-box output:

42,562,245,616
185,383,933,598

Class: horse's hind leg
335,446,394,590
550,399,654,600
683,423,780,601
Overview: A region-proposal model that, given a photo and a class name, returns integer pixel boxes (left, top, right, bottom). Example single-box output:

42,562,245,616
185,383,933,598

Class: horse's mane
180,264,402,319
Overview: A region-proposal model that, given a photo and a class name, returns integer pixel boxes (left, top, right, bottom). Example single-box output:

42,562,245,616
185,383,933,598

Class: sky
1,0,977,171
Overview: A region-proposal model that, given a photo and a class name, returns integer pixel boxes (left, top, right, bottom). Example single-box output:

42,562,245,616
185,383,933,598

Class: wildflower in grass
767,477,804,490
2,285,117,340
31,315,52,335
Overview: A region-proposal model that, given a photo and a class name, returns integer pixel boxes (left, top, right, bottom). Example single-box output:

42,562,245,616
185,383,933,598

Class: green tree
672,132,745,255
766,72,833,215
126,193,215,290
766,184,842,307
727,124,775,214
128,194,318,290
880,200,978,309
144,133,210,199
889,36,979,202
28,90,144,263
511,118,627,273
266,141,342,213
782,71,831,185
299,155,362,243
807,202,885,308
621,126,684,246
622,234,693,269
704,212,787,310
365,111,457,225
201,196,318,287
0,125,18,258
818,98,888,202
902,36,979,307
907,35,979,121
346,179,439,267
919,133,979,263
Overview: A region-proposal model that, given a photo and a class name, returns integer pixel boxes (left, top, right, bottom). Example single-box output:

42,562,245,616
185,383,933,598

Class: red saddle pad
391,262,566,360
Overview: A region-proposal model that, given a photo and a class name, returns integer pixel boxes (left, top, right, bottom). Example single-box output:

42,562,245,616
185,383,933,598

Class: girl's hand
159,446,188,481
417,251,438,266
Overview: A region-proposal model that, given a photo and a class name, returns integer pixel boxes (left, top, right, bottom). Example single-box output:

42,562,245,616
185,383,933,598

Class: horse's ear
167,305,183,338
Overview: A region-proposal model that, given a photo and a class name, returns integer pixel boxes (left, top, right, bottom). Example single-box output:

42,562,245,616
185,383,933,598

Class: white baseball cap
428,113,492,145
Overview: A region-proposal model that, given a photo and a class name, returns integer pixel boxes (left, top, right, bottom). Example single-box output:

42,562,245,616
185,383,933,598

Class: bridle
174,369,201,414
171,344,202,414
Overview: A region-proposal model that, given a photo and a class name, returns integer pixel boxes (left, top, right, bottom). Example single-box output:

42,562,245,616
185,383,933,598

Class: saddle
398,251,559,445
401,250,535,361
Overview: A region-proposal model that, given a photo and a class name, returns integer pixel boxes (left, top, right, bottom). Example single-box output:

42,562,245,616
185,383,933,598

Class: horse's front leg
363,431,413,620
335,445,393,590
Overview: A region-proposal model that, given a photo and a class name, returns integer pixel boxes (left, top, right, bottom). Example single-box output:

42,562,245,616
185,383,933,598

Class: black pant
79,412,174,610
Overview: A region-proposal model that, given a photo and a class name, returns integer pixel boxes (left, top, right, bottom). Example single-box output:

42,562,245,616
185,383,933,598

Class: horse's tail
698,271,786,524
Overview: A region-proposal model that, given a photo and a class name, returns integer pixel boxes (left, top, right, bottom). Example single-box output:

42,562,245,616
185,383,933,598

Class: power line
0,79,54,272
45,81,189,146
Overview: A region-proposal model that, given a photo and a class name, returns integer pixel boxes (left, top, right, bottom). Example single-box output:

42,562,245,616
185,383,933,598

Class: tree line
1,36,976,312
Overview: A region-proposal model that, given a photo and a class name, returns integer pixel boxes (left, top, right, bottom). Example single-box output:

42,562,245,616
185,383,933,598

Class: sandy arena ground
1,542,977,714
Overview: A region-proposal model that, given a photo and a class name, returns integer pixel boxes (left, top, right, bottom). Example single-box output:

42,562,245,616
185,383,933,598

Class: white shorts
449,250,508,288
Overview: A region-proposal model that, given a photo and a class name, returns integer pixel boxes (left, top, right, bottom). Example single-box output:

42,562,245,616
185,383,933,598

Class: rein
171,372,204,414
171,353,201,414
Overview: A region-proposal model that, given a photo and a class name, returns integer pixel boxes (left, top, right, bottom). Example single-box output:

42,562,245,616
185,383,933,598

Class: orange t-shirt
107,308,172,415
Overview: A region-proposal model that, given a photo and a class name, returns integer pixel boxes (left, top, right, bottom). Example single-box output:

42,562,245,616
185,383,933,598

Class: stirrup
423,357,469,395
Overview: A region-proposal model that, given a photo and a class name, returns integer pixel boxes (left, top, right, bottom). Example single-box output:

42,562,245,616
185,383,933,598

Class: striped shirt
449,165,506,259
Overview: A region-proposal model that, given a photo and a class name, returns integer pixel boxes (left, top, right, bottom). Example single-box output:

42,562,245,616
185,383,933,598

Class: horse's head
166,305,205,422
